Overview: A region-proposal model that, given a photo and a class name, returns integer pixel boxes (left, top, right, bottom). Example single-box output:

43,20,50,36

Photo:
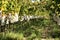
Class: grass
0,32,60,40
0,18,60,40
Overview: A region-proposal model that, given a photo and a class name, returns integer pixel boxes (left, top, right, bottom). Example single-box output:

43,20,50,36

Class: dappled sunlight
0,0,60,40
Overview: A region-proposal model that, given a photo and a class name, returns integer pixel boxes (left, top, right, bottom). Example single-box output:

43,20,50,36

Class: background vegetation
0,0,60,40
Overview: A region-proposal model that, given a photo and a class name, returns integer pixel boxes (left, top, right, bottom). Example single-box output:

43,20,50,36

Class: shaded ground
0,18,60,40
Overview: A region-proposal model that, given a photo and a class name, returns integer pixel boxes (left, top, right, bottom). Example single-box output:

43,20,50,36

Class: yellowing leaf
2,1,5,4
50,5,55,9
57,4,60,7
5,1,8,4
